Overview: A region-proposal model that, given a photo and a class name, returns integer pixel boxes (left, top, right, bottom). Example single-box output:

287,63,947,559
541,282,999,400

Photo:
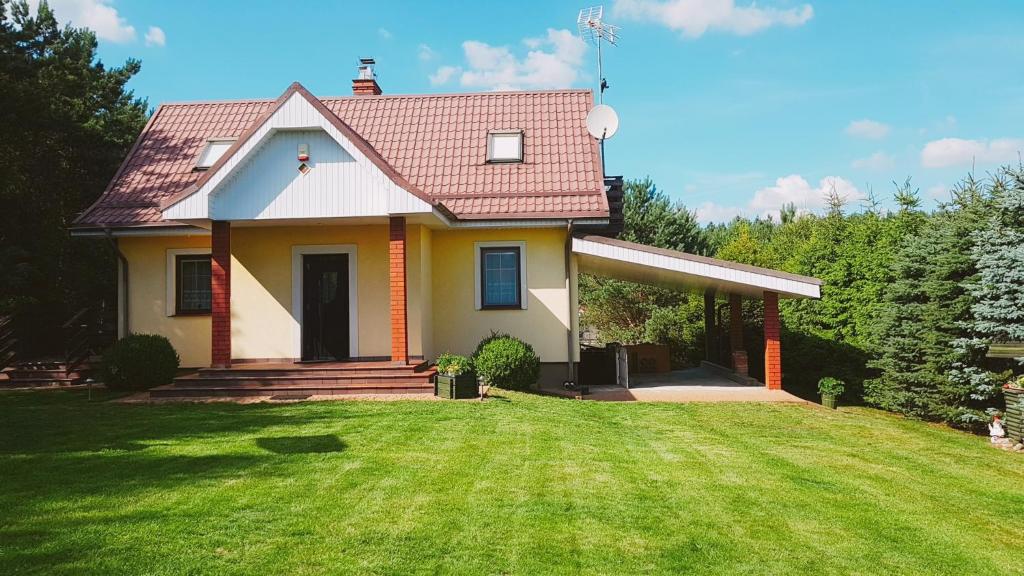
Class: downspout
564,220,576,387
104,229,129,339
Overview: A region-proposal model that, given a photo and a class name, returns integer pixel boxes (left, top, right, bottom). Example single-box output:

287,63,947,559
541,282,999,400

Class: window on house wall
194,139,235,170
479,246,523,309
486,131,523,163
176,255,212,314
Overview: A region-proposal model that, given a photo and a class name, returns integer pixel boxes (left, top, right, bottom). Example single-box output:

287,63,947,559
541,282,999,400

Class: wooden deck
151,360,437,398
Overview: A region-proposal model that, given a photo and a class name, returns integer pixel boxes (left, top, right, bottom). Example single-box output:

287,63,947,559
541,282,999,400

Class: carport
571,234,823,391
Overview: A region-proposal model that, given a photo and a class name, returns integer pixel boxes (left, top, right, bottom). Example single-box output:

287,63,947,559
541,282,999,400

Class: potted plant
434,353,477,399
818,377,845,409
1002,375,1024,443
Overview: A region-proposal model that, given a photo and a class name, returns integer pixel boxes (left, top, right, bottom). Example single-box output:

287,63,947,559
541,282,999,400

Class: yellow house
71,67,820,396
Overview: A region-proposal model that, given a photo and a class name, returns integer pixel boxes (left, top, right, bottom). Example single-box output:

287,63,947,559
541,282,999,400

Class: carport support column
389,216,408,364
763,291,781,390
729,293,748,376
704,288,717,364
211,221,231,368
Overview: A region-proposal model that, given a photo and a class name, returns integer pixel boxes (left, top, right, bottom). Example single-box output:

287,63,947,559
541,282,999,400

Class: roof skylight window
487,130,523,163
194,139,235,170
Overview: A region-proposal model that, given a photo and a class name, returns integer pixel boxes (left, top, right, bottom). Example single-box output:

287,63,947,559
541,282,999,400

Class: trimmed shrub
101,334,180,390
435,352,474,376
818,377,846,397
472,332,541,391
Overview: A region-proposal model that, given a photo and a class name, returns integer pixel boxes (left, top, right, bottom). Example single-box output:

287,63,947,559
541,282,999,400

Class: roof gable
162,83,434,221
74,86,609,228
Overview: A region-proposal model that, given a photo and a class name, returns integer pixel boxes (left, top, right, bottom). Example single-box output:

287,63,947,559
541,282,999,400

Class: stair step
152,382,434,398
184,371,435,381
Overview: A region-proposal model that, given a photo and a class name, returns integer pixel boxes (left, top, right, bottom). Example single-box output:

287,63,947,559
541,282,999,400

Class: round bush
101,334,180,390
472,332,540,391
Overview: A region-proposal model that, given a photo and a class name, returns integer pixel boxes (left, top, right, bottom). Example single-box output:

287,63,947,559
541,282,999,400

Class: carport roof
572,235,822,299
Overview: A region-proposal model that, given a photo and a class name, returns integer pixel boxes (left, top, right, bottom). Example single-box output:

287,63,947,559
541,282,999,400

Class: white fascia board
572,236,821,299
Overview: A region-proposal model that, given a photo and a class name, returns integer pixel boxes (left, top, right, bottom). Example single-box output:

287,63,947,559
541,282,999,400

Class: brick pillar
763,291,781,390
729,293,748,376
211,221,231,368
389,216,408,364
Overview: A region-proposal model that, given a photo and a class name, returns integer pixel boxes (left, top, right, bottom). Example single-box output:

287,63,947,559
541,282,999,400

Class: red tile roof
75,86,608,227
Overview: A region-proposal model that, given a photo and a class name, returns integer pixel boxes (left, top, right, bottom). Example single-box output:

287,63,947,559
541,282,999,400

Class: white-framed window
474,241,527,310
486,130,523,163
166,248,212,316
194,138,235,170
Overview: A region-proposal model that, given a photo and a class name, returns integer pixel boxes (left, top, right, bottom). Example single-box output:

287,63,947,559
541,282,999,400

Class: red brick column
763,291,781,390
729,293,748,376
389,216,408,364
211,221,231,368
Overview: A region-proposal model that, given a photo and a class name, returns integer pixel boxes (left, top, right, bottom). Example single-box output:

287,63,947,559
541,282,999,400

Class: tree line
581,173,1024,430
0,1,147,354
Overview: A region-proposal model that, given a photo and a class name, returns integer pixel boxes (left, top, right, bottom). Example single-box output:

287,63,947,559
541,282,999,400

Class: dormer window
194,138,235,170
487,130,523,163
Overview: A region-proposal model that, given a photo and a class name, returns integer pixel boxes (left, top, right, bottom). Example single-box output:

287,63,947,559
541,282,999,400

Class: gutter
104,229,129,339
565,219,576,387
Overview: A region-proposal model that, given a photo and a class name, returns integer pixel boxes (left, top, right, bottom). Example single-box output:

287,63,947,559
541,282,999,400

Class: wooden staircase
3,360,87,387
152,360,437,398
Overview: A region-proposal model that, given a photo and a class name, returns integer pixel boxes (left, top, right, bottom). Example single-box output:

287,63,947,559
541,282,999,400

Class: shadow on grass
256,435,346,454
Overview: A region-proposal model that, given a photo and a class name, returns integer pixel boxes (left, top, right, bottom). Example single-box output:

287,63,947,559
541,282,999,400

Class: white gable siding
164,92,432,221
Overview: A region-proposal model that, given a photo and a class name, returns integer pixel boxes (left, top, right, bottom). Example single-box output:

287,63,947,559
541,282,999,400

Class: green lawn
1,390,1022,575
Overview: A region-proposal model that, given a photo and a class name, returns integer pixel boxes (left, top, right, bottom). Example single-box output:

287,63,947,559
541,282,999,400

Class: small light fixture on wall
297,143,310,162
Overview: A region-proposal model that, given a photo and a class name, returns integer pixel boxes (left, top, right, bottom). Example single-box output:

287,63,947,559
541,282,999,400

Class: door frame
291,244,358,359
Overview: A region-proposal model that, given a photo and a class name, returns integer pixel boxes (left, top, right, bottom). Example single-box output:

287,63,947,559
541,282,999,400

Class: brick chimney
352,58,382,95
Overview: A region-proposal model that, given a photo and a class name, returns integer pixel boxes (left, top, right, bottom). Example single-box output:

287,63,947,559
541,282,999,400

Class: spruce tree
866,176,993,425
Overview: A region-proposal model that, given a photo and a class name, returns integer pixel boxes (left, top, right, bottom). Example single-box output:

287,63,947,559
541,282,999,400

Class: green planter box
821,394,838,410
435,373,478,399
1004,387,1024,443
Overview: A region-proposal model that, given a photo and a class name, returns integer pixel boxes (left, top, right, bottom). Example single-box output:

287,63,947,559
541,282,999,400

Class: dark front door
302,254,350,361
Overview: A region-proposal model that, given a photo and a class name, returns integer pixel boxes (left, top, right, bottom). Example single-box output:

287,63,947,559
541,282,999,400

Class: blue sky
36,0,1024,222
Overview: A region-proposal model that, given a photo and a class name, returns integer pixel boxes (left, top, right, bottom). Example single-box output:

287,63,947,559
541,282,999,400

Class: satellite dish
586,104,619,140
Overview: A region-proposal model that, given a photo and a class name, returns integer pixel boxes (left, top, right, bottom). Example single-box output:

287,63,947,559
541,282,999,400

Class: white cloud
694,174,864,223
429,65,460,86
417,44,437,62
926,184,949,200
377,28,392,40
851,151,895,171
432,28,587,91
144,25,165,47
614,0,813,38
920,137,1024,168
695,201,745,223
29,0,136,42
845,119,890,140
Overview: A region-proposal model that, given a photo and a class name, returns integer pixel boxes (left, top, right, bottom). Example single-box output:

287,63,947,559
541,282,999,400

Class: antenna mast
577,6,619,104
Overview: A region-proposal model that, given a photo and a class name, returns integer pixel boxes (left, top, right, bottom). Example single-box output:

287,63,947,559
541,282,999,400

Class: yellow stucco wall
430,227,573,363
230,225,392,361
121,223,573,367
119,234,213,367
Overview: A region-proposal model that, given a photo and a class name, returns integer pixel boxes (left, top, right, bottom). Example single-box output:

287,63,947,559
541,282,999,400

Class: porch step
152,380,435,398
160,360,437,398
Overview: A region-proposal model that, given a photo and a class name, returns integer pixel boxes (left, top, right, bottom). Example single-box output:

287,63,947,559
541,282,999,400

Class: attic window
194,139,235,170
487,130,523,163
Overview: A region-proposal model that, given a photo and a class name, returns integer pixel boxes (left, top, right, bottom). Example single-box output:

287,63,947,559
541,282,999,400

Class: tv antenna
577,6,619,104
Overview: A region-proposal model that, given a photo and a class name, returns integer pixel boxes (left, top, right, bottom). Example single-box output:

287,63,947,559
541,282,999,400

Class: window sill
480,305,523,311
172,311,211,317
